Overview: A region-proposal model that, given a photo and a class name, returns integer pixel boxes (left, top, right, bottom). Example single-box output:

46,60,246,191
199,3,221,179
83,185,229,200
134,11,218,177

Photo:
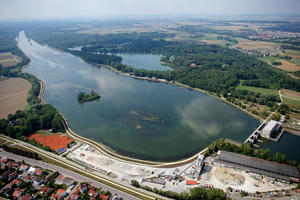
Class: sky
0,0,300,20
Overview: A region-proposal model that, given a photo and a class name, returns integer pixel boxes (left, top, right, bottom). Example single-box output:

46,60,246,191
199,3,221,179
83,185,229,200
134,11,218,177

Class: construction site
66,143,298,196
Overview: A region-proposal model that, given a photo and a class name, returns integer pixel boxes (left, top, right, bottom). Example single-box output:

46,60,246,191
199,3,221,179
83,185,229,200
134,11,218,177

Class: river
17,31,260,161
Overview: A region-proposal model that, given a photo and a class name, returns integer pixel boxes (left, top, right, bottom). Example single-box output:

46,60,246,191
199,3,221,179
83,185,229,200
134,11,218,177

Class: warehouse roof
263,120,278,132
217,151,299,181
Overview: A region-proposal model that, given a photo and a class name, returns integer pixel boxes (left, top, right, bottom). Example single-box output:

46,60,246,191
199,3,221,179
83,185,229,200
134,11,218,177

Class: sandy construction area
0,52,21,67
199,164,295,193
0,77,31,119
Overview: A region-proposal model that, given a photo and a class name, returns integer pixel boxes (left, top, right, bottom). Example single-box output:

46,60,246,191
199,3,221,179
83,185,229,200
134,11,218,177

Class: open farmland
273,59,300,72
237,85,279,96
0,52,21,67
237,39,278,50
281,89,300,110
0,77,31,119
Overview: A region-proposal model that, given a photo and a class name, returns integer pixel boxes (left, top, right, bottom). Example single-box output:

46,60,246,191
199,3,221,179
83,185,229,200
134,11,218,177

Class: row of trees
131,180,226,200
206,139,299,168
1,144,40,160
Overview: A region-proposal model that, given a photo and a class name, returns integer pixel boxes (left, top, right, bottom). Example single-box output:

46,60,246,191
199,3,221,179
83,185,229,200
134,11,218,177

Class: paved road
0,150,140,200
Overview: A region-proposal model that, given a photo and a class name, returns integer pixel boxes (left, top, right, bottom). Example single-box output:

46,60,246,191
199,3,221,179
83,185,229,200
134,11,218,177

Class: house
28,166,36,174
41,186,53,196
88,188,98,198
70,193,80,200
7,161,17,169
100,194,109,200
9,179,22,187
1,158,9,164
51,193,62,200
8,171,17,181
78,183,88,193
35,168,43,176
57,189,67,197
56,175,64,184
12,188,23,199
19,164,29,171
20,194,33,200
34,177,43,185
24,174,34,183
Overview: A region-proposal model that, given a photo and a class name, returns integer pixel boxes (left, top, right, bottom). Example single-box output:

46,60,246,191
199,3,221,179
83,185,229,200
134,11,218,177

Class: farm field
0,52,21,67
0,77,31,119
237,39,278,50
281,89,300,110
272,59,300,72
237,85,279,96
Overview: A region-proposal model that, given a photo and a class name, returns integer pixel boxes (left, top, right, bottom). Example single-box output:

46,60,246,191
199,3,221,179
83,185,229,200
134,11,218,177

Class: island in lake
77,90,100,104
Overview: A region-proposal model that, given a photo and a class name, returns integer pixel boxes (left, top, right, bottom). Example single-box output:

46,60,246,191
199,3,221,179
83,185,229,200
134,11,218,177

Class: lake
18,31,260,161
117,53,172,71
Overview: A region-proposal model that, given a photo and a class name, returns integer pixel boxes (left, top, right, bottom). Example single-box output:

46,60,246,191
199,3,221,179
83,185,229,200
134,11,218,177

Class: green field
283,97,300,110
237,85,279,96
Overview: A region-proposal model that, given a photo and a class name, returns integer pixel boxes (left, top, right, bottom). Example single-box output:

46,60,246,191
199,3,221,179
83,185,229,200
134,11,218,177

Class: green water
18,31,260,161
117,53,172,71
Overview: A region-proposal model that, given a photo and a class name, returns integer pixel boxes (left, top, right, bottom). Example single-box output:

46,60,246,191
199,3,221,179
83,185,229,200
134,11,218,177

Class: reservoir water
117,53,172,71
18,31,260,161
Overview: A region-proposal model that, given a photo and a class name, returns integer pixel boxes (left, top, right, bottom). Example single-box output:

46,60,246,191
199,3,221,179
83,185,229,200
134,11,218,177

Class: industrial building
261,120,281,139
216,151,300,182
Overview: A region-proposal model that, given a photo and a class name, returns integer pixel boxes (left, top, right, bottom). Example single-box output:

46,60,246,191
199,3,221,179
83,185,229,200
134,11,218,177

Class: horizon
1,0,300,20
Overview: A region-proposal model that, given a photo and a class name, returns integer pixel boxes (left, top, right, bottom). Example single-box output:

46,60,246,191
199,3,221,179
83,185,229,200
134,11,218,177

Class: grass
237,85,279,96
283,97,300,110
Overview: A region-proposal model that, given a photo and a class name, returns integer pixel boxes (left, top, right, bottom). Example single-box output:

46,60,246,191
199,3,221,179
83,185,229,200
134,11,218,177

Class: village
0,155,123,200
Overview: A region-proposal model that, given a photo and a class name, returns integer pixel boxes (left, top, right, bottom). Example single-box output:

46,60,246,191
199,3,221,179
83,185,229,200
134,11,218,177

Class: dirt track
0,77,31,119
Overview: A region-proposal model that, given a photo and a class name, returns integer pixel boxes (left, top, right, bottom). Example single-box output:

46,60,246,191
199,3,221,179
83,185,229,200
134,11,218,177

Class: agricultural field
237,85,279,96
237,39,278,50
0,52,21,67
0,77,31,119
273,60,300,72
281,89,300,110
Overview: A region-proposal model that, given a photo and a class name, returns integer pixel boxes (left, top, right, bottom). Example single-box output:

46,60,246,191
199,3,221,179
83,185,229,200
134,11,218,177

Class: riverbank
98,64,264,123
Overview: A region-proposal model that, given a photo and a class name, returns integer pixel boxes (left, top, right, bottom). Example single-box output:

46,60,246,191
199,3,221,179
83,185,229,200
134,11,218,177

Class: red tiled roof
57,189,65,195
28,133,74,151
100,194,109,200
36,169,42,175
56,175,63,181
186,180,198,185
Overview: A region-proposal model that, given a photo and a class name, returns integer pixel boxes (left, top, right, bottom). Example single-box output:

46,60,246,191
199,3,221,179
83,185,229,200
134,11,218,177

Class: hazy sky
1,0,299,20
